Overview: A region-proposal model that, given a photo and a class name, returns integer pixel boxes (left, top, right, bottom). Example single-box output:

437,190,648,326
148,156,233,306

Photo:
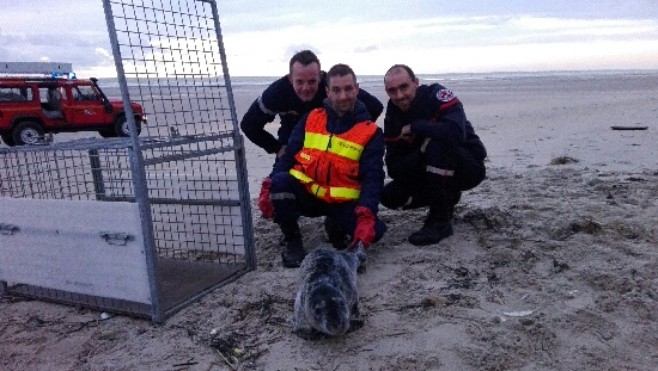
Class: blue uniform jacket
272,100,385,214
240,72,384,154
384,83,487,180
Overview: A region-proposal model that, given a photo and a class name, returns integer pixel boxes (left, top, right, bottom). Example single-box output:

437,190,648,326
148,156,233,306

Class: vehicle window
0,87,33,102
39,87,52,104
58,87,68,101
73,86,99,101
38,87,64,102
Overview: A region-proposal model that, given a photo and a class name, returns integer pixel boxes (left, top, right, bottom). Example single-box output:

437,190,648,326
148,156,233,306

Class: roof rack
0,62,75,79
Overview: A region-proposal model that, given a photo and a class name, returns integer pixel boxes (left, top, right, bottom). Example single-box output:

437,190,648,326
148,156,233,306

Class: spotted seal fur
293,247,364,339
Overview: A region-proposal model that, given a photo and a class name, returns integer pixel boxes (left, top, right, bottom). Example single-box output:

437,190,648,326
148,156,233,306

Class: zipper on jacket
325,134,333,184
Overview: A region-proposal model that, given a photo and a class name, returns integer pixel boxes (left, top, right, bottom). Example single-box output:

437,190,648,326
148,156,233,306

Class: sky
1,0,658,78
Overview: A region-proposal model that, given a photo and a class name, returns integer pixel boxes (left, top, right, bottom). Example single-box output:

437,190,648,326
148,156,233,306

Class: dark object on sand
610,125,648,130
550,156,579,165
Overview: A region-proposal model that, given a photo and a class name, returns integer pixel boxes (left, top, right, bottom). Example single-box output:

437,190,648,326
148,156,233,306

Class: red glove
258,177,274,219
353,206,375,247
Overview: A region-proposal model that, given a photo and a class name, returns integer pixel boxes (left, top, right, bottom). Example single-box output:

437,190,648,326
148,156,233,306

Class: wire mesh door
102,0,255,321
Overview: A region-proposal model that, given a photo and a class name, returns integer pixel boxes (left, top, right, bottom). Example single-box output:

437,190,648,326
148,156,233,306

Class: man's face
289,61,321,102
326,74,359,117
384,68,419,112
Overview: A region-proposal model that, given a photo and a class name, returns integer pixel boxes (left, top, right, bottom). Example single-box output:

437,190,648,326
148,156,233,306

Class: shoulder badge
436,88,455,102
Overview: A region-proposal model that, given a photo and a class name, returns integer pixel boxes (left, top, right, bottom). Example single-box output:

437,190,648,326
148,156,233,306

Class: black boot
408,206,453,246
324,216,349,250
409,172,457,246
280,221,306,268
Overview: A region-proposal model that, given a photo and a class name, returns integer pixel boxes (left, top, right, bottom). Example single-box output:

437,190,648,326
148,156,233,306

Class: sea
94,69,657,91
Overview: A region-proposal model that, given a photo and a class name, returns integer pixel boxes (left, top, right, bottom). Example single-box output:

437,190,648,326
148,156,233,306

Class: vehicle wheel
98,129,116,138
12,121,46,145
115,116,142,137
1,133,15,146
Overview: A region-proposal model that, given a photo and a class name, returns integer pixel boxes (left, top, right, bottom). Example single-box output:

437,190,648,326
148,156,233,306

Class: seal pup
293,246,364,340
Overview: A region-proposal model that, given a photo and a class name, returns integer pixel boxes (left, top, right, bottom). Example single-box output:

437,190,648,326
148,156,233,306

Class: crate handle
99,231,135,246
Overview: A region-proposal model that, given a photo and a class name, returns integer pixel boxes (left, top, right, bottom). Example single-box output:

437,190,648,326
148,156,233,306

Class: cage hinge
0,224,20,235
99,231,135,246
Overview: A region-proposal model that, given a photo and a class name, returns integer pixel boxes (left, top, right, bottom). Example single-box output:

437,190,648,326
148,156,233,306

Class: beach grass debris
499,308,537,317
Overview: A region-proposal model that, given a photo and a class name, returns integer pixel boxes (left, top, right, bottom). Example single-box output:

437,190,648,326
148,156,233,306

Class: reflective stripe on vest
303,132,366,161
290,108,377,203
289,169,361,200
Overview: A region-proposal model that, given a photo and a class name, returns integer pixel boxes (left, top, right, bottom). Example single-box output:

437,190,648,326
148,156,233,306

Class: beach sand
1,72,657,370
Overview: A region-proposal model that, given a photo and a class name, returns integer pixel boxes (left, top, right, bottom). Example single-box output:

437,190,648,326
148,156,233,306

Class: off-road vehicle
0,76,145,146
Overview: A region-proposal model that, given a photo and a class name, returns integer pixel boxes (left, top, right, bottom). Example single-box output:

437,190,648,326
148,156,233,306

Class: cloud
95,48,113,59
220,13,658,74
355,45,378,53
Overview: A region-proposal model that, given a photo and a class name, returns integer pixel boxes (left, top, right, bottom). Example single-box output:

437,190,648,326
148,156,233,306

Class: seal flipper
348,302,364,333
346,242,367,273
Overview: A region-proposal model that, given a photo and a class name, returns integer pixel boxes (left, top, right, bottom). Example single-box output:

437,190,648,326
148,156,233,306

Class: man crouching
381,64,487,246
259,63,387,268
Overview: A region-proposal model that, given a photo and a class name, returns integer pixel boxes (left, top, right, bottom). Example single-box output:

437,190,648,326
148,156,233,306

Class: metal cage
0,0,255,322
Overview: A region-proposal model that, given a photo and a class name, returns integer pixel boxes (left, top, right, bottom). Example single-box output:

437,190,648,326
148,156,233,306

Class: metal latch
0,223,20,235
99,231,135,246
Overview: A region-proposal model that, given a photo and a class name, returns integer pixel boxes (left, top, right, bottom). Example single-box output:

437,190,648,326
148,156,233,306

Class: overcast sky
1,0,658,77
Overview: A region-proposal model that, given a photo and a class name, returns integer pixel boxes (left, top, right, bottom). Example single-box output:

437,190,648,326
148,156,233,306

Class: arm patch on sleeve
436,88,455,102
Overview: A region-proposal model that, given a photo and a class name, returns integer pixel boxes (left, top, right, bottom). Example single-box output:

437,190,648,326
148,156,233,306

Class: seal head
306,284,351,335
293,248,363,339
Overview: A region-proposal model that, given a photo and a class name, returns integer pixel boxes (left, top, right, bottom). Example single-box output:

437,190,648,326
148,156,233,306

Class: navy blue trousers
270,172,387,242
381,140,485,210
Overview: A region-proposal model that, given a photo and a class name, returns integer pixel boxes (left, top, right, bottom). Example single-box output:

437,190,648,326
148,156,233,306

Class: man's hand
258,177,274,219
398,124,414,143
352,206,376,247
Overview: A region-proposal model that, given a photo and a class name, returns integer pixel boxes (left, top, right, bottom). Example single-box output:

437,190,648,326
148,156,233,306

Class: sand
1,72,657,370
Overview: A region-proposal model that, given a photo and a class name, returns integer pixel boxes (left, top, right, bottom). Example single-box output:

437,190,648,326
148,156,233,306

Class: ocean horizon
96,69,658,89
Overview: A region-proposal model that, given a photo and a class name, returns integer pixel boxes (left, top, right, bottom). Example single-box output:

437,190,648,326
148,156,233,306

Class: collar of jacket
321,100,371,133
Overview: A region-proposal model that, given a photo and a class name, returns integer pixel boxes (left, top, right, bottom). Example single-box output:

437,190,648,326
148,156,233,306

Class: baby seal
293,247,363,339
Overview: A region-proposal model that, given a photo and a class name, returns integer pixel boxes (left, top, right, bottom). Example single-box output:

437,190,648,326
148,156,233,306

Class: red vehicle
0,76,145,146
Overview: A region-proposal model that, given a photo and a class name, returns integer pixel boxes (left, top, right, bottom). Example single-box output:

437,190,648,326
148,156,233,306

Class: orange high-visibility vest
290,108,378,203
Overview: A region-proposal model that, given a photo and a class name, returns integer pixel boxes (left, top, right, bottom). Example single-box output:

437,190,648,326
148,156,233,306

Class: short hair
289,50,320,73
325,63,356,85
385,64,417,81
